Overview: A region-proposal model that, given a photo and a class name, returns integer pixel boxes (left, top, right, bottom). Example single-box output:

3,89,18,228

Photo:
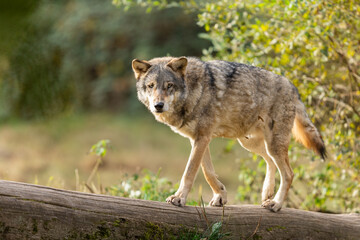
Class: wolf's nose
154,102,164,111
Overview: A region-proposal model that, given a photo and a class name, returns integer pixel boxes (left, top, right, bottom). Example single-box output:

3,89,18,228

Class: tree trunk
0,180,359,239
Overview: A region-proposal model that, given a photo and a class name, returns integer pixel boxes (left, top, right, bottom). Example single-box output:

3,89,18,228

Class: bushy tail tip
292,104,327,161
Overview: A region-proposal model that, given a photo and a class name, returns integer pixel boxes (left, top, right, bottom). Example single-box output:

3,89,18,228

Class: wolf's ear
166,57,188,76
132,59,151,80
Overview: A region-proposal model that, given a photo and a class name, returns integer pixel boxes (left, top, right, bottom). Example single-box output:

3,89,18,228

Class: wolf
132,56,326,212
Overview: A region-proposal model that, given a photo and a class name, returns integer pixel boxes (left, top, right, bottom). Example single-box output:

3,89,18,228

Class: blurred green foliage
90,139,112,158
114,0,360,213
0,0,209,119
0,1,38,55
107,169,176,202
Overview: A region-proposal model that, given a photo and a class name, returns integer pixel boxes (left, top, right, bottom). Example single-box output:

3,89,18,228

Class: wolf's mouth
155,110,164,113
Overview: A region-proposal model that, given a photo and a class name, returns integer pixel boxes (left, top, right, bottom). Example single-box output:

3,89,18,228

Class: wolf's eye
167,83,173,89
148,83,154,89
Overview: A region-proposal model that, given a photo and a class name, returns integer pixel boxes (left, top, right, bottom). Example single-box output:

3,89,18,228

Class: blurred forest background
0,0,359,213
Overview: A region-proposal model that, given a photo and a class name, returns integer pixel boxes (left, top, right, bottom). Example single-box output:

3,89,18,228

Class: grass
0,111,248,203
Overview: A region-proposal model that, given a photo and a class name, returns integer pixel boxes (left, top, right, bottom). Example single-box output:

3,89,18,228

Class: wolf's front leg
166,137,211,207
201,147,227,207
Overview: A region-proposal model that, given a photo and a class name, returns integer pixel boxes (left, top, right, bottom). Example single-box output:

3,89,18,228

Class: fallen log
0,180,359,239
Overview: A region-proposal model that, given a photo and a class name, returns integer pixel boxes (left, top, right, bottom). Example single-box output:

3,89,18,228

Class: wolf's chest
170,121,197,139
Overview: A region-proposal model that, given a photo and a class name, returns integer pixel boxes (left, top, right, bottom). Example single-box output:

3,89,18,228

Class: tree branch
0,180,359,239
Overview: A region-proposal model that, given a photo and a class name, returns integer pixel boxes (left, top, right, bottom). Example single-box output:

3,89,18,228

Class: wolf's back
292,99,327,160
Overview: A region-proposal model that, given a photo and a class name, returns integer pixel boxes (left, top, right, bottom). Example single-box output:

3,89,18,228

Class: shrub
114,0,360,213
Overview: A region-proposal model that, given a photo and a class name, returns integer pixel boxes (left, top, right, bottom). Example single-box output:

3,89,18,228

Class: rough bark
0,180,359,239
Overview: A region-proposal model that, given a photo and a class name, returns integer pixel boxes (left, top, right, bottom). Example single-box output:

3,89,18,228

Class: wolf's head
132,57,188,117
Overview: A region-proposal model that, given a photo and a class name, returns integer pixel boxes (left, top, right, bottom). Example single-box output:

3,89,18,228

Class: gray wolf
132,56,326,212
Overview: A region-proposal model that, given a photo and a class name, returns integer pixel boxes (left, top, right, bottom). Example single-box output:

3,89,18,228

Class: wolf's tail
292,99,327,160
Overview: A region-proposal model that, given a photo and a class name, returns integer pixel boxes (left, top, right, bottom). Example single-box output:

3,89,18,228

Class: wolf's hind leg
238,135,277,203
201,147,227,207
262,128,294,212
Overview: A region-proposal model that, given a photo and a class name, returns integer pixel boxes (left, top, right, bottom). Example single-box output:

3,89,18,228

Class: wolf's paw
261,192,274,203
166,195,186,207
209,192,227,207
261,199,282,212
261,189,274,203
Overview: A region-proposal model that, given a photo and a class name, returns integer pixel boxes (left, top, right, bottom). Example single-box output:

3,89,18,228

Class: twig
327,35,360,86
200,196,210,227
246,216,262,240
84,183,94,193
75,169,79,191
195,206,202,220
322,97,354,111
322,97,360,117
86,157,102,186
